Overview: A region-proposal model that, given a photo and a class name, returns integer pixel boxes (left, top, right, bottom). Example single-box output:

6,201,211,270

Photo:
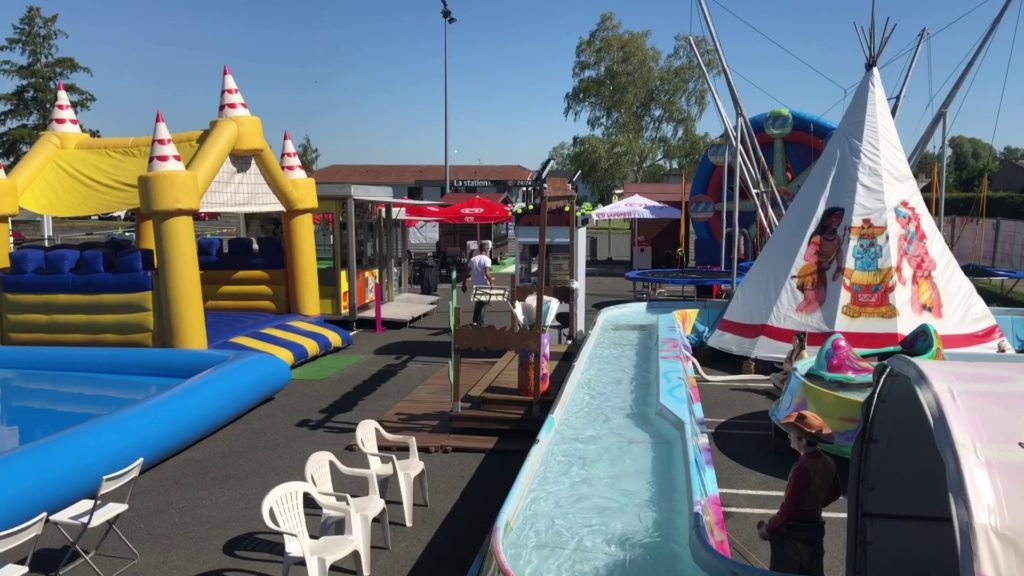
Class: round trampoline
625,265,749,286
625,267,749,299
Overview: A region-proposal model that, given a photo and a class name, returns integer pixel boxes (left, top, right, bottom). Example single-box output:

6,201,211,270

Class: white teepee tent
707,67,1007,360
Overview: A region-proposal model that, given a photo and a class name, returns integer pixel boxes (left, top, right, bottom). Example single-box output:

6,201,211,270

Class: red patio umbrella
435,195,512,224
435,195,512,251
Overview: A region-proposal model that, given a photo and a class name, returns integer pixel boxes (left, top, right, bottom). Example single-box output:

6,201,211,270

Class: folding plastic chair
304,451,389,575
261,481,366,576
354,420,428,527
48,458,143,576
0,512,47,576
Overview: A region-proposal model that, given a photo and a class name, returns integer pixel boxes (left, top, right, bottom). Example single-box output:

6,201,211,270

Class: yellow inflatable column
139,112,206,349
0,185,14,268
283,197,319,315
134,213,156,264
269,131,321,317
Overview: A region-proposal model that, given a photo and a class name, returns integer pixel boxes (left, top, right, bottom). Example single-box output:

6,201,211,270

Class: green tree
296,134,320,171
562,12,719,199
547,141,573,172
0,5,96,165
999,145,1024,164
912,149,940,181
948,135,998,193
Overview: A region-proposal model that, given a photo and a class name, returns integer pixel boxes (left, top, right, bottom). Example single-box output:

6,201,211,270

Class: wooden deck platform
394,292,441,306
358,344,574,453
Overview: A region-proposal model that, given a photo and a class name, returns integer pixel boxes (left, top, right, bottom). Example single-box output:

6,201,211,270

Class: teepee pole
891,27,928,120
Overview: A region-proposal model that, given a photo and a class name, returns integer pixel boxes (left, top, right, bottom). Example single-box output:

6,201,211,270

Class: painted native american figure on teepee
707,13,1007,360
841,218,897,319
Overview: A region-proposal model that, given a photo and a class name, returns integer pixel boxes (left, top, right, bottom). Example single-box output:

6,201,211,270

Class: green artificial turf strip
291,353,366,380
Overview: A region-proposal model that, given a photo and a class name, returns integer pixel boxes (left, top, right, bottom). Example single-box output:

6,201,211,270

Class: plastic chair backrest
305,451,338,496
0,512,46,554
262,481,313,557
99,458,144,500
355,420,383,469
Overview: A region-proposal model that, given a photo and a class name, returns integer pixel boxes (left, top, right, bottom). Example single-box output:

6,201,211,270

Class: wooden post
568,193,577,340
453,307,462,412
534,189,548,412
508,271,516,328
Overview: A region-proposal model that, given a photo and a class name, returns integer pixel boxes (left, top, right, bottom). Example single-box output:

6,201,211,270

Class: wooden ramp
357,300,437,325
360,344,574,453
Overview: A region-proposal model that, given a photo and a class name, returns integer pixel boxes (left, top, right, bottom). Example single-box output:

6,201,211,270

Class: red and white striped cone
147,111,186,172
218,65,251,118
279,131,307,179
46,81,82,133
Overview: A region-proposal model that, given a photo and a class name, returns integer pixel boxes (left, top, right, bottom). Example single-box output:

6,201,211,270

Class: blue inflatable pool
0,347,291,529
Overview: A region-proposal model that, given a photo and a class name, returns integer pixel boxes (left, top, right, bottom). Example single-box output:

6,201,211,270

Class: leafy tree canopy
0,5,97,165
556,12,719,203
948,135,998,193
297,134,320,171
999,145,1024,164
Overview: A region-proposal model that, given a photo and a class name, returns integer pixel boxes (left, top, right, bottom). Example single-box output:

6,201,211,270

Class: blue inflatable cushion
79,250,106,274
10,249,44,275
117,249,144,273
45,249,80,274
198,237,222,257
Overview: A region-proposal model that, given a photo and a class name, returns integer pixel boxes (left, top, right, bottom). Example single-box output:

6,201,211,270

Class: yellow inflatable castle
0,69,350,365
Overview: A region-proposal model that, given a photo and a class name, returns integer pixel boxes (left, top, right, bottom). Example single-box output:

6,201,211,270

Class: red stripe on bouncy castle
715,318,1005,349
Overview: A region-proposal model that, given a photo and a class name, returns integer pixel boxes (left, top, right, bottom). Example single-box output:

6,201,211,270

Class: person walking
757,410,841,575
461,240,494,325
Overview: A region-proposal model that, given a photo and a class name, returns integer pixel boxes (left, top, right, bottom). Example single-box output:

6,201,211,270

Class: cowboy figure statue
758,410,841,575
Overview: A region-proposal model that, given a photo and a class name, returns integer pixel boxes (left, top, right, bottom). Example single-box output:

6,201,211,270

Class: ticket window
516,242,570,288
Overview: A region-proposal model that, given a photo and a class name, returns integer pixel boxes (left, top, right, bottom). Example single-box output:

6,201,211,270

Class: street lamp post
441,1,456,198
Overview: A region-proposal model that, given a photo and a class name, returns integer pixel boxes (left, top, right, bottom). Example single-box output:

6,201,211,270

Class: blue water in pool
503,303,703,575
0,369,181,453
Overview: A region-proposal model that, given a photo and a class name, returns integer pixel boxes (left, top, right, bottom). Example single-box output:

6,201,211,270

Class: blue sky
4,1,1022,170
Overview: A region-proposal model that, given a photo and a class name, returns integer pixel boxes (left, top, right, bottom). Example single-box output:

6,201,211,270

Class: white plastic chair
304,451,389,575
261,481,365,576
49,457,143,576
354,420,428,527
0,512,47,576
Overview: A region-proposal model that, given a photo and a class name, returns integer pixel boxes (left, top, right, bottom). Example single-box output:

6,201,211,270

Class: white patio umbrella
589,194,682,268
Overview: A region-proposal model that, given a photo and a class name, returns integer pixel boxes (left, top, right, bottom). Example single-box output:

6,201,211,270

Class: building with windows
312,164,534,202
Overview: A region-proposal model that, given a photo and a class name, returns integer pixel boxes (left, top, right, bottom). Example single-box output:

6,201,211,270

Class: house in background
990,159,1024,193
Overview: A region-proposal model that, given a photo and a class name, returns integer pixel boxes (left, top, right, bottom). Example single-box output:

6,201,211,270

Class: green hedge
939,192,1024,218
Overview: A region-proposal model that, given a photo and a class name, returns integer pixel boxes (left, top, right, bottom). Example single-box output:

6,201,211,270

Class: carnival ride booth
512,199,587,343
847,354,1024,576
312,184,443,325
0,74,349,367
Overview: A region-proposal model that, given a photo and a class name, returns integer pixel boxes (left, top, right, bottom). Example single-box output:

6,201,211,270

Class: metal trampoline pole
732,114,742,293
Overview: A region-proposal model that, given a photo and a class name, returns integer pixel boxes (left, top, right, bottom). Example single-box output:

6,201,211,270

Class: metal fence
945,216,1024,270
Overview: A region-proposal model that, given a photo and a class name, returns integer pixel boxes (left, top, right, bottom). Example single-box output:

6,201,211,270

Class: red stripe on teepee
716,318,1005,349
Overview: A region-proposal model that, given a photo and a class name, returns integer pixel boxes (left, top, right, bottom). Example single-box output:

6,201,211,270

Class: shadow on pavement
407,450,527,575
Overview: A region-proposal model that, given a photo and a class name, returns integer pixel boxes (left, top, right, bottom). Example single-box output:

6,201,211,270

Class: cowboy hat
780,410,835,444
